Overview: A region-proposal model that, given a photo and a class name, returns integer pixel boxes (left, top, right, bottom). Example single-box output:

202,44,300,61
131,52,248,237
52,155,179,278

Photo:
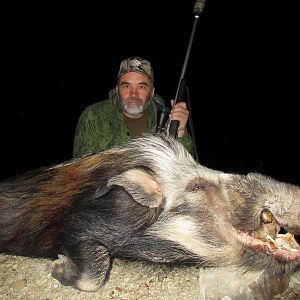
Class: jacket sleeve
178,131,195,157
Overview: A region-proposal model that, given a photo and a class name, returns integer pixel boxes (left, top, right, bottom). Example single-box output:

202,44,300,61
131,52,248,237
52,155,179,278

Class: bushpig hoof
51,254,101,292
51,254,79,287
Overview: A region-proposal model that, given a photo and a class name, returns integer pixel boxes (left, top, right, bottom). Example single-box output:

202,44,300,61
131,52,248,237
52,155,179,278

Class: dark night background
2,0,299,185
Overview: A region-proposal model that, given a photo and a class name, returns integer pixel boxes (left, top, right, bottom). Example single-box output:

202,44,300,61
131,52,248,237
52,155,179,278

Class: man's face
117,72,154,118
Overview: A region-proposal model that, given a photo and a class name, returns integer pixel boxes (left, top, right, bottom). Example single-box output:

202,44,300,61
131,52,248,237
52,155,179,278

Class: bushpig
0,134,299,292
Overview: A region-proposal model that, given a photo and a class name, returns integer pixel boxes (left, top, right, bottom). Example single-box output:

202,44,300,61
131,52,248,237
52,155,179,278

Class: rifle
163,0,206,162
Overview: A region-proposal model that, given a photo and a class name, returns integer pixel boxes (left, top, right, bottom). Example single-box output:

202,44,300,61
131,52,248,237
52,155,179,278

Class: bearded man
73,56,194,157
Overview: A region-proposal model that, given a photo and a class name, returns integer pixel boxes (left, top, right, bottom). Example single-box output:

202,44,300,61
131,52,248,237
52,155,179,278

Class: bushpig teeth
265,234,278,248
261,210,273,224
251,215,280,242
276,233,300,252
266,233,300,252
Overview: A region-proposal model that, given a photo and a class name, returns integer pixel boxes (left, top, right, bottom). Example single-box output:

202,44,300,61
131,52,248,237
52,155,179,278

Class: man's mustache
125,97,143,105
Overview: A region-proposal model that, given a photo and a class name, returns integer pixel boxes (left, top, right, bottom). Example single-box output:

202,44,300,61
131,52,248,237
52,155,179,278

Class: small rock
9,278,27,290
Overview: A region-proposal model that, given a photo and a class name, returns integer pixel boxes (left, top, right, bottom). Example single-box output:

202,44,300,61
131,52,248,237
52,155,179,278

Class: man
73,56,194,157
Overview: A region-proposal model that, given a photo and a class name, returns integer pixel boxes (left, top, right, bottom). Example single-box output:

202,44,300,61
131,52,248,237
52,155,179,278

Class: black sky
2,0,299,184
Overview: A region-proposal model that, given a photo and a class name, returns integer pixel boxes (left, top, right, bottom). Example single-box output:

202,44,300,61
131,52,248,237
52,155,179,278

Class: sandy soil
0,254,201,300
0,254,299,300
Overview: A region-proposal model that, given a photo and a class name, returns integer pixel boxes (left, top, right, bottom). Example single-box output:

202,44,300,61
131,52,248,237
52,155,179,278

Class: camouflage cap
117,56,154,82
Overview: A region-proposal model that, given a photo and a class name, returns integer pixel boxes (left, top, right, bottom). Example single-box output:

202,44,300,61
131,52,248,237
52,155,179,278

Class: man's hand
169,100,189,138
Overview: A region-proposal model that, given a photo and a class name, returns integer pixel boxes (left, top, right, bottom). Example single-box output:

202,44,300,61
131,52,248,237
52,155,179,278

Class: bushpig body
0,134,299,291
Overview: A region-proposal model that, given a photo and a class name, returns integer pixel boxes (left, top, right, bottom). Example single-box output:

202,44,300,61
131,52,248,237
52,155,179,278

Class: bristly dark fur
0,134,299,291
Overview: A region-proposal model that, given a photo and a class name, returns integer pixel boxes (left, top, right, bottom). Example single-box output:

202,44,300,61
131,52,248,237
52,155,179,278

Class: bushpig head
118,135,300,273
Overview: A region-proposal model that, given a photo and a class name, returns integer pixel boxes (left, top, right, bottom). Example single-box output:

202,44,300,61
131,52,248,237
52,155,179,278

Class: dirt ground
0,254,201,300
0,254,299,300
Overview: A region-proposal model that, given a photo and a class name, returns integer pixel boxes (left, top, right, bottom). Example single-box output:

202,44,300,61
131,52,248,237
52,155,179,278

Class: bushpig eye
192,185,201,191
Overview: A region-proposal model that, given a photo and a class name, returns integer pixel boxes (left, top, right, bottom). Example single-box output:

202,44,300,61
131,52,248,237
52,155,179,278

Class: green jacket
73,91,194,157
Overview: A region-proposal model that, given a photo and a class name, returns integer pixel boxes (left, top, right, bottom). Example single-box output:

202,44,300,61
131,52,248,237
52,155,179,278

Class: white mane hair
121,134,221,207
123,133,197,177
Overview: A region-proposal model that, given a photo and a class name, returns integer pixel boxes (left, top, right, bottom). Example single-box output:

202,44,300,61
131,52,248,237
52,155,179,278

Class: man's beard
121,97,150,116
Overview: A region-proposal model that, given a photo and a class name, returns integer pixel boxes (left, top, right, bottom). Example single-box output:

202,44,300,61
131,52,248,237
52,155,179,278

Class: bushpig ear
107,169,163,208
